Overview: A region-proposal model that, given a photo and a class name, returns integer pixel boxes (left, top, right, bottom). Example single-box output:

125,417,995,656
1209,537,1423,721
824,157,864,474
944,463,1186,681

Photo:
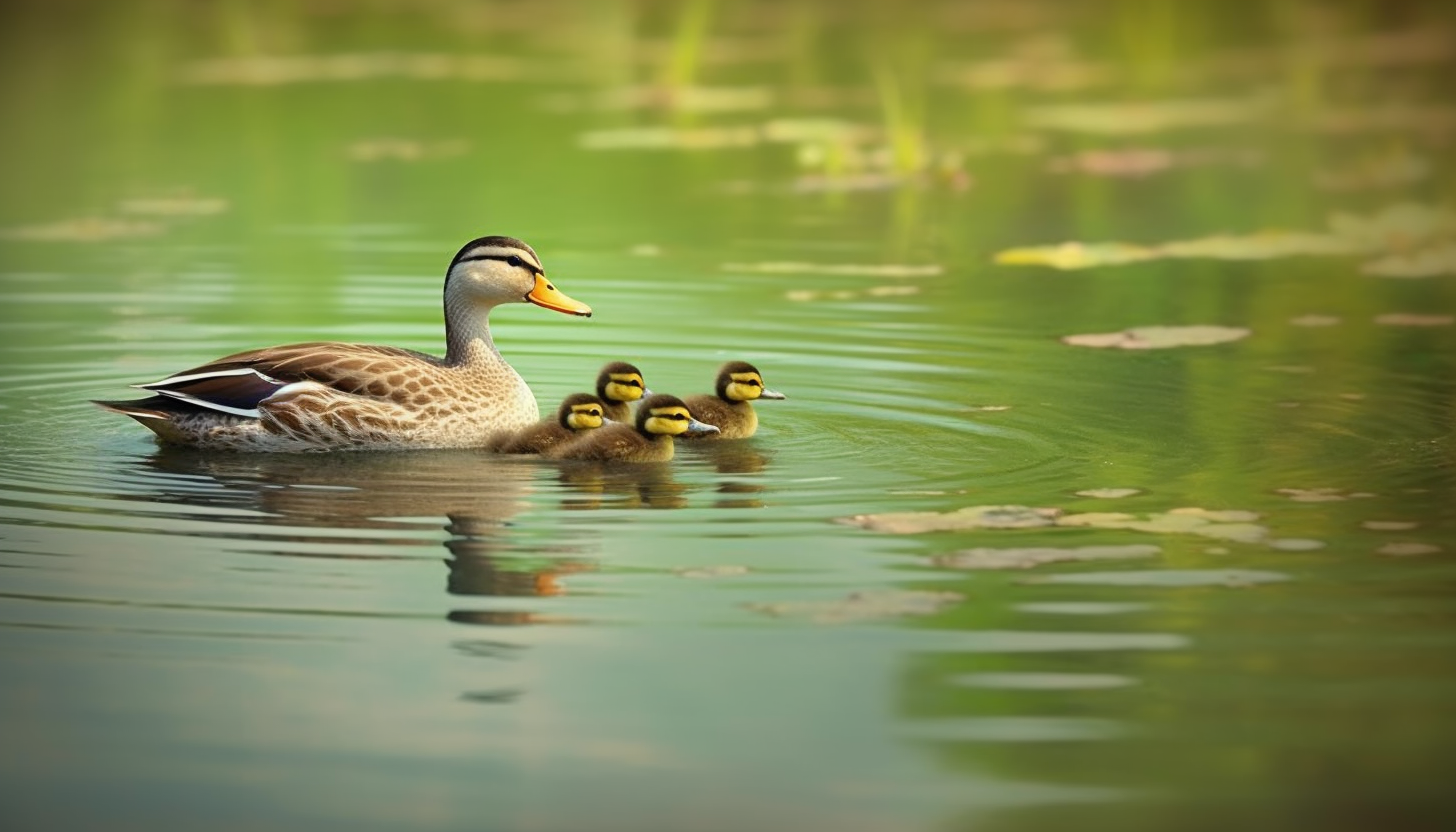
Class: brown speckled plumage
93,236,591,451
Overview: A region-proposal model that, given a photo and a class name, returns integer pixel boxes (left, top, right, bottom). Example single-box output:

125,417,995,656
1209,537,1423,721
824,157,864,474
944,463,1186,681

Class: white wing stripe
138,367,280,389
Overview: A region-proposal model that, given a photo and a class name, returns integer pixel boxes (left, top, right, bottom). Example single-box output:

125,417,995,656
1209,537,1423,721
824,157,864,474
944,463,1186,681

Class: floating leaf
117,195,229,216
180,53,528,85
1314,150,1431,192
786,285,920,302
994,241,1157,270
1026,569,1290,587
1046,146,1263,178
1376,542,1442,557
0,217,165,242
1075,488,1142,499
1361,243,1456,278
674,565,750,579
744,589,962,623
541,85,772,114
1363,520,1418,531
347,138,469,162
1290,314,1343,326
1276,487,1376,502
996,203,1456,271
1061,325,1251,349
1268,538,1326,551
839,505,1062,534
1375,313,1454,326
579,125,761,151
1057,508,1267,543
950,672,1136,690
724,261,943,278
1024,95,1271,135
930,544,1160,570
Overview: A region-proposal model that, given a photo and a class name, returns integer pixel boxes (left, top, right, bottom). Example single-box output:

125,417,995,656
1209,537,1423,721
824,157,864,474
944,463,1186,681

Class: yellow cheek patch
726,374,765,402
566,407,605,431
644,407,692,436
606,375,646,402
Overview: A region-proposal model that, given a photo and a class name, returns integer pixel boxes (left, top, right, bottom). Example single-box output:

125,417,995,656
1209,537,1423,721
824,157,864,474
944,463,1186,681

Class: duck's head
596,361,651,405
637,394,719,437
714,361,785,402
446,236,592,316
557,393,609,431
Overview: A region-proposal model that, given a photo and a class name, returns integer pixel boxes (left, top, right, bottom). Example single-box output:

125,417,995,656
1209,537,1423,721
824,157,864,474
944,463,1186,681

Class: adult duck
94,236,591,451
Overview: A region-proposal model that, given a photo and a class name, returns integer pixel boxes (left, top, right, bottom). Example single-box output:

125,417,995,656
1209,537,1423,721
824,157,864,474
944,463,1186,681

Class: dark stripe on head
448,236,544,274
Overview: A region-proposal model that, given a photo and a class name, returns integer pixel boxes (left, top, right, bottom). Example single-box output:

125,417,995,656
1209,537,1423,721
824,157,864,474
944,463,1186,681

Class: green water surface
1,2,1454,831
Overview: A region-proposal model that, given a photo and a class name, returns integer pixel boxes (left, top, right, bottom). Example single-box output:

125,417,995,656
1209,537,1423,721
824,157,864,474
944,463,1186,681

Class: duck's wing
136,342,438,418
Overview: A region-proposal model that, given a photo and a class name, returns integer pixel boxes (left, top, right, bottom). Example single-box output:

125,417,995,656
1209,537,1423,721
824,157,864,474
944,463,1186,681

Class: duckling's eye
747,379,762,387
669,413,687,420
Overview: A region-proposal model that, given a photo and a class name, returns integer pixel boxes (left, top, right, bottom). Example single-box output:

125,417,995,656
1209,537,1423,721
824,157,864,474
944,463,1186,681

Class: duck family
95,236,785,460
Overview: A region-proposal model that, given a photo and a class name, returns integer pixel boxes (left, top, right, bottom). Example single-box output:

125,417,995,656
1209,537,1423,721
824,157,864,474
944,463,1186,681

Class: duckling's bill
527,274,592,317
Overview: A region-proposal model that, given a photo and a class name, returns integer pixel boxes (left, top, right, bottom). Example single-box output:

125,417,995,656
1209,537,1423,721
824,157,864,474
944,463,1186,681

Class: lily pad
674,565,750,579
1290,314,1343,326
1268,538,1326,551
1362,520,1418,531
1075,488,1142,499
1276,487,1376,502
838,505,1062,534
931,544,1160,570
994,241,1157,270
1057,507,1267,544
950,672,1136,690
723,261,943,278
1376,542,1442,557
1375,313,1454,326
1362,243,1456,278
1061,325,1251,349
0,217,166,242
744,589,963,623
1026,569,1290,587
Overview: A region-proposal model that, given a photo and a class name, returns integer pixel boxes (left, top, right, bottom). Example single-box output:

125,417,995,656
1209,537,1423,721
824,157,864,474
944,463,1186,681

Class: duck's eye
507,255,524,268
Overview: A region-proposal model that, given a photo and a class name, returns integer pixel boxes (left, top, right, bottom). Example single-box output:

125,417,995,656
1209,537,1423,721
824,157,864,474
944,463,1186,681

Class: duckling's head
446,236,591,316
556,393,609,432
637,394,720,437
596,361,651,405
714,361,786,403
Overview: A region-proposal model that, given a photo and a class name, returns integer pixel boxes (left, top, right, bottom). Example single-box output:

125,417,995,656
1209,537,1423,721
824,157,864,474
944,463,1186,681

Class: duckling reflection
553,461,691,510
678,441,774,509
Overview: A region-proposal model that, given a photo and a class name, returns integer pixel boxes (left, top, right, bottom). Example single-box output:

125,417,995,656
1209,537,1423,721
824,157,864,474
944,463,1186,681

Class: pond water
2,2,1455,830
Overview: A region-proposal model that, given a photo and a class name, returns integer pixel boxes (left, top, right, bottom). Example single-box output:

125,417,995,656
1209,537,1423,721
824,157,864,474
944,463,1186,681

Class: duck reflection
134,448,592,626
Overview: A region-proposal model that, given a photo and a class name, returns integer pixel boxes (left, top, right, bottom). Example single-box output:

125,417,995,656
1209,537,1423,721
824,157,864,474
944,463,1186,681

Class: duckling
595,361,651,422
680,361,785,440
487,393,610,454
547,394,718,462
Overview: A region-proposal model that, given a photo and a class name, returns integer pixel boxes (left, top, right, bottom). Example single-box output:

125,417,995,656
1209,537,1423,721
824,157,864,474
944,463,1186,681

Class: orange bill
527,274,592,317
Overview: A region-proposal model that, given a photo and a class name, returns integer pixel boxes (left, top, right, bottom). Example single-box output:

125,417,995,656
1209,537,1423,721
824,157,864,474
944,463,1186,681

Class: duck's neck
444,296,502,366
